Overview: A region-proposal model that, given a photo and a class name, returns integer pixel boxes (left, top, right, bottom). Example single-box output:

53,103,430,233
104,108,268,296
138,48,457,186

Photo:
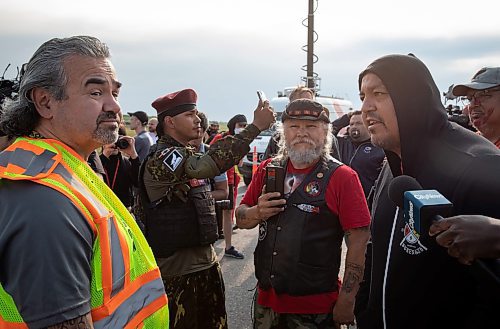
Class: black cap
282,99,330,123
127,111,149,125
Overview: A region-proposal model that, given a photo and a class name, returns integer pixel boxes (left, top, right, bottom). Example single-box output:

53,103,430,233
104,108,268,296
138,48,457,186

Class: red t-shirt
240,158,371,314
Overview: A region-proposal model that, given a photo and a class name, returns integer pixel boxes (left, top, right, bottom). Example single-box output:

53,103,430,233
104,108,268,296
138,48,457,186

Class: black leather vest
255,158,343,296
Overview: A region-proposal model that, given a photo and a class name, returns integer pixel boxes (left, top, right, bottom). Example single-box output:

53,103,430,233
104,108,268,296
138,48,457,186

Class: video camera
445,104,473,131
442,85,474,131
216,199,232,210
0,64,23,136
0,64,22,103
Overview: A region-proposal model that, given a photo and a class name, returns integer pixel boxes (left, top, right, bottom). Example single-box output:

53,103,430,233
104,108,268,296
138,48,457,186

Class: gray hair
0,36,111,137
274,121,333,162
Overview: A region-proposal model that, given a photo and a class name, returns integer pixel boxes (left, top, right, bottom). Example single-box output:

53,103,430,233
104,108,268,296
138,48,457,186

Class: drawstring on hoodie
382,207,400,329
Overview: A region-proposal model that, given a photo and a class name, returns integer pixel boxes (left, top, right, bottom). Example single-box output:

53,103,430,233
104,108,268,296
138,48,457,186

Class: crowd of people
0,36,499,329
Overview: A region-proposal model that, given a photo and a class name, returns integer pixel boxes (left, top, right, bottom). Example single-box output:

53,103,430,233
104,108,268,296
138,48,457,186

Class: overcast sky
2,0,500,121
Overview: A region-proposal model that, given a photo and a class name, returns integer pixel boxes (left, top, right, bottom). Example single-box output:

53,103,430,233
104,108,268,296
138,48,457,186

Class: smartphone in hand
257,90,267,103
265,165,285,199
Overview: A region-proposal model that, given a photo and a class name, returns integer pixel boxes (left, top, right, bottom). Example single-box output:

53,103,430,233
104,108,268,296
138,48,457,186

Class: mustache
365,114,383,123
96,111,119,124
291,138,316,146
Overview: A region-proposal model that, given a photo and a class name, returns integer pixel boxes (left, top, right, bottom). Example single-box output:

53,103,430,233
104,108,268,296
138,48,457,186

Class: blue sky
2,0,500,121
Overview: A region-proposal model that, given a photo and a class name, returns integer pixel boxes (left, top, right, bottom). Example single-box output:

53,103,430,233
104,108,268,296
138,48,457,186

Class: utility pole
306,0,315,89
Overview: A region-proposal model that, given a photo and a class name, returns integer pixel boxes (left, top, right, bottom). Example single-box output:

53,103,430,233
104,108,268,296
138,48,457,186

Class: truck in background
238,87,355,185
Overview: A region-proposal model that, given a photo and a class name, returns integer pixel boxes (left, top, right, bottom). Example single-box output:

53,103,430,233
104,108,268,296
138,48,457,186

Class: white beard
287,144,323,166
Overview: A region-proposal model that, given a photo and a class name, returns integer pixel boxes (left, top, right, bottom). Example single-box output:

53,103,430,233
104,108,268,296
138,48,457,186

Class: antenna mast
301,0,320,91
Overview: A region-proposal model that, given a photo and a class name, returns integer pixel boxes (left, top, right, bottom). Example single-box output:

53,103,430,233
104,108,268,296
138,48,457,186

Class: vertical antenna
301,0,320,92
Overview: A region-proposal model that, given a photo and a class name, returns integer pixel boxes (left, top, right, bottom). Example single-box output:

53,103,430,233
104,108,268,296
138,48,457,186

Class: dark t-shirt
0,180,94,328
87,150,105,176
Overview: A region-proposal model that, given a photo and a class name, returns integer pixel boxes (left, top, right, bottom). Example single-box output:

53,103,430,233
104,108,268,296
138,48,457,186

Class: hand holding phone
252,90,275,131
265,165,285,198
260,165,286,217
257,90,267,103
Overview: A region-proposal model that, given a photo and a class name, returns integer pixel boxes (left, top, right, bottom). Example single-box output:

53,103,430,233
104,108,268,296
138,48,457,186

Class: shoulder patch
162,149,184,172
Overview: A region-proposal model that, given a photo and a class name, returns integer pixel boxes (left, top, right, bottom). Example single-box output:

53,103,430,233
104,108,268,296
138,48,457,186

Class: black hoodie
355,54,500,329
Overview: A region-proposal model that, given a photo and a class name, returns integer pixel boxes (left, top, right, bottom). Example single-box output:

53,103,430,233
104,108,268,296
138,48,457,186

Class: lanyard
104,158,120,190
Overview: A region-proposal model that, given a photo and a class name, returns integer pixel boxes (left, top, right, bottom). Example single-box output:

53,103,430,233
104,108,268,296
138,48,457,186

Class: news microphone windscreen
388,175,422,208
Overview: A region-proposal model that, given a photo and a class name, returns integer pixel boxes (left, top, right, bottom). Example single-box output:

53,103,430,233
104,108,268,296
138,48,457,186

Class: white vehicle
239,127,275,186
270,87,354,121
239,88,354,185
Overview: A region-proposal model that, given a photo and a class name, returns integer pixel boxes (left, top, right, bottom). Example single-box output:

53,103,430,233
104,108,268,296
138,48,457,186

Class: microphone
388,175,500,291
388,175,453,236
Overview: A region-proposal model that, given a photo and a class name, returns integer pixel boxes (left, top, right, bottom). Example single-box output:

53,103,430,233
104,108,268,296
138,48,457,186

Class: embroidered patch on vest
258,221,268,241
304,181,321,197
162,149,183,172
293,203,320,214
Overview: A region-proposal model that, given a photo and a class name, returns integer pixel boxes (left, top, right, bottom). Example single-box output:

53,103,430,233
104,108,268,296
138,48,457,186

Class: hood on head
358,54,449,176
227,114,247,135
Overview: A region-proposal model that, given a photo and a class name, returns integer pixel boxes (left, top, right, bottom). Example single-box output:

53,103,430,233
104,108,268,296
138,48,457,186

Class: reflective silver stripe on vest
0,148,56,177
52,164,110,217
109,217,125,297
52,164,127,296
93,277,165,329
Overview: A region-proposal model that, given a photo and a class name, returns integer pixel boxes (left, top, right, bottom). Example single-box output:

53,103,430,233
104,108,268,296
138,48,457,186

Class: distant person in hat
128,110,154,161
137,88,275,329
236,98,370,328
206,121,220,144
453,67,500,148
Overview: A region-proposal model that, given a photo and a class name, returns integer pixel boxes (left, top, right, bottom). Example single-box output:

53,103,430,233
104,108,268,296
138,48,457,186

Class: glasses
460,88,500,106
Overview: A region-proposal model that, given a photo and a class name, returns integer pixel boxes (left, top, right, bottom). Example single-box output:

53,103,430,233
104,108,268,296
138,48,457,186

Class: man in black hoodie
354,54,500,329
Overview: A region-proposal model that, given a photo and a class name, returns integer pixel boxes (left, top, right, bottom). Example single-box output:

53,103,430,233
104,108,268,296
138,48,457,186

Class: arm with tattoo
45,313,94,329
332,226,371,325
235,204,262,229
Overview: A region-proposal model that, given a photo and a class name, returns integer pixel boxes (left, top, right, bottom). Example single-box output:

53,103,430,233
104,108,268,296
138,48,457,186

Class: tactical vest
0,138,169,329
255,158,343,296
139,147,218,258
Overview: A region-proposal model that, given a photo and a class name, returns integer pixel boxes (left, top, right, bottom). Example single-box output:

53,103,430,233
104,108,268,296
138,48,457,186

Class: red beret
151,88,198,116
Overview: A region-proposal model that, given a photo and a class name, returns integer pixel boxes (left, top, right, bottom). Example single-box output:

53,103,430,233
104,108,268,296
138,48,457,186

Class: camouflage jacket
143,124,260,202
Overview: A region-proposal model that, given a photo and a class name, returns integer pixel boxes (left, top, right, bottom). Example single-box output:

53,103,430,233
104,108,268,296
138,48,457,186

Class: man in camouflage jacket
138,88,275,329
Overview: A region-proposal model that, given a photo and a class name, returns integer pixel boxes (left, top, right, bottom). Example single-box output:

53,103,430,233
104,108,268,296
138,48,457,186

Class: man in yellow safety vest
0,36,169,328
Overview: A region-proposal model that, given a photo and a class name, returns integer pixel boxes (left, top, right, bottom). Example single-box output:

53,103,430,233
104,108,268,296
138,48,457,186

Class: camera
216,200,232,210
115,138,129,149
445,104,474,131
1,64,23,137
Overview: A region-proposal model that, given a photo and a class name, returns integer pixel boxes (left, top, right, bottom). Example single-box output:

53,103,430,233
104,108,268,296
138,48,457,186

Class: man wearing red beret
137,88,275,329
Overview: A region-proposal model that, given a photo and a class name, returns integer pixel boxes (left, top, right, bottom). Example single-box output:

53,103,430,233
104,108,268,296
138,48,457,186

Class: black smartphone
257,90,267,103
265,165,285,198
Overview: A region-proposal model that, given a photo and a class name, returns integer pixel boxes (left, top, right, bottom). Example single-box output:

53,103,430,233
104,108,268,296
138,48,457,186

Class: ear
31,87,56,119
164,116,175,129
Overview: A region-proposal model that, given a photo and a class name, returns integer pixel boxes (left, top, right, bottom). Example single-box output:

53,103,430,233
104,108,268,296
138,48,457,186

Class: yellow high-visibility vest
0,137,169,329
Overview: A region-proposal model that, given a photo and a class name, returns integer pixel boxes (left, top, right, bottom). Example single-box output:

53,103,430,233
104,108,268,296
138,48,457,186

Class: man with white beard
236,99,371,329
